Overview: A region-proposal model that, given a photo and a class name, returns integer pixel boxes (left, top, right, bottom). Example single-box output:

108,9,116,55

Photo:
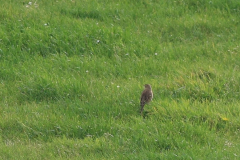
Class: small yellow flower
222,117,228,121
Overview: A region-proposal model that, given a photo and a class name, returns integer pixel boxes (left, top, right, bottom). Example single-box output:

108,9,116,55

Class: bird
140,84,153,114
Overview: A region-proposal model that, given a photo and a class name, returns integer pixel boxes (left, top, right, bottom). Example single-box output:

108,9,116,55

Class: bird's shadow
141,110,153,119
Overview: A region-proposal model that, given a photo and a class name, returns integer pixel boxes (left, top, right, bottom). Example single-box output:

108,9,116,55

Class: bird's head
144,84,151,89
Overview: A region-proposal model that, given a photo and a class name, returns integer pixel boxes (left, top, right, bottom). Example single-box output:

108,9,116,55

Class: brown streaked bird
140,84,153,113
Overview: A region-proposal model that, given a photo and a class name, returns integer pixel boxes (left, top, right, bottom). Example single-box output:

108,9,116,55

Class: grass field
0,0,240,159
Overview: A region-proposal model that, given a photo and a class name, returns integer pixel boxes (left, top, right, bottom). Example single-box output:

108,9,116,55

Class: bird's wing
140,90,148,105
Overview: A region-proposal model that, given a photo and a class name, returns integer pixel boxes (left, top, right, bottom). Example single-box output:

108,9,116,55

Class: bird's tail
140,103,145,113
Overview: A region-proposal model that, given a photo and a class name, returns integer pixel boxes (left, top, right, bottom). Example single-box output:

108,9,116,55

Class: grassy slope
0,0,240,159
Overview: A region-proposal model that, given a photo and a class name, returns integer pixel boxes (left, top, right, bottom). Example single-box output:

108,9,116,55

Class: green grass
1,0,240,159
